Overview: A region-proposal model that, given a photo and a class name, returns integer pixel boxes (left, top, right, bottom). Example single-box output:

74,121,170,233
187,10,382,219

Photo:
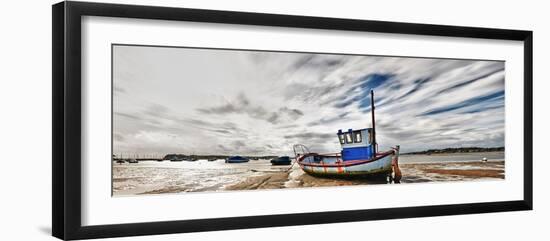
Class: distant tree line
162,154,279,160
403,147,505,155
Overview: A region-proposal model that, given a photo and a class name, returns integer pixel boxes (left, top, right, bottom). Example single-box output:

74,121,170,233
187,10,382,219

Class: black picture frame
52,1,533,240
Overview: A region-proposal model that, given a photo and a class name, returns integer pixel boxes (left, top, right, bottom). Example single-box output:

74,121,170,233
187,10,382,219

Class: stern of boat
389,145,402,183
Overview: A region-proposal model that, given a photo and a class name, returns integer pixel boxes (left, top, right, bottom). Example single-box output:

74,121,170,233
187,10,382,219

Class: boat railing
292,144,311,158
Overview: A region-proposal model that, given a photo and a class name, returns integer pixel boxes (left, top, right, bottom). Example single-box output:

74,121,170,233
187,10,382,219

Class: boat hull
271,161,291,165
297,150,396,176
225,159,249,163
271,157,292,165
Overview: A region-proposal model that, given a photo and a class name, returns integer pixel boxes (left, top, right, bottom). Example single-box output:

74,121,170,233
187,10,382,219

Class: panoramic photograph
112,44,505,196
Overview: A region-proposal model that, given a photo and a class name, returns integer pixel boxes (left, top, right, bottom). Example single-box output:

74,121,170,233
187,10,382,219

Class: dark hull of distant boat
225,160,249,163
271,161,291,165
271,159,291,165
225,158,249,163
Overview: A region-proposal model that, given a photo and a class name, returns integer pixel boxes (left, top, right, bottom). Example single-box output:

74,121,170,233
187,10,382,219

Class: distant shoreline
402,147,504,155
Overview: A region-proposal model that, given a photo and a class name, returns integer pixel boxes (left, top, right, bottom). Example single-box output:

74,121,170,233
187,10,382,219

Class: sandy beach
225,160,504,190
112,152,504,196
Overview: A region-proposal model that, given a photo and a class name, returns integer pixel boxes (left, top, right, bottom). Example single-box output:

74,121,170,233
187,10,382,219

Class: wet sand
112,157,504,195
226,161,504,190
399,160,504,183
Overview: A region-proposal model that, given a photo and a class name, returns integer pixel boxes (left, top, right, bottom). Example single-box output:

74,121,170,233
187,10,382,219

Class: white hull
298,150,397,176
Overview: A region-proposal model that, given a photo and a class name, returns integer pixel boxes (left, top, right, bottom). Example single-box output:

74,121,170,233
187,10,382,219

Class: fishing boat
164,154,185,162
293,90,402,182
225,156,249,163
271,156,292,165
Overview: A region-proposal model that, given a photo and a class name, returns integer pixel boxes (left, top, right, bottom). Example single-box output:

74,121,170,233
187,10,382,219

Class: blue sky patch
420,90,505,116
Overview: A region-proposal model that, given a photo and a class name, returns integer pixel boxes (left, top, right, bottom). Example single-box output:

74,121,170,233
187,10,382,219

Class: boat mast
370,90,376,152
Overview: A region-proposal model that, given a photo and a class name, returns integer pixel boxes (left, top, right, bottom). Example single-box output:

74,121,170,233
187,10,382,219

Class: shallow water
113,159,288,195
399,151,504,164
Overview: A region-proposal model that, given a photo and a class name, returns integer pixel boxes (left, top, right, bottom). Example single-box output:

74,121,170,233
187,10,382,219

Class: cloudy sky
112,45,505,156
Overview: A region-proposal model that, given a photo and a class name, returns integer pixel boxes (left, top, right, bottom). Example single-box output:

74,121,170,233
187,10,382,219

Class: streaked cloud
113,45,505,155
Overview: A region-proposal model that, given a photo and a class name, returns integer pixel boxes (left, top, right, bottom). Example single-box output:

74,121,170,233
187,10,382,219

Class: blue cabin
337,128,375,161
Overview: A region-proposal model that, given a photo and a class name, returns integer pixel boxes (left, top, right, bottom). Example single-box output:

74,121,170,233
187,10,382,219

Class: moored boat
293,90,401,182
225,156,249,163
164,154,186,162
271,156,292,165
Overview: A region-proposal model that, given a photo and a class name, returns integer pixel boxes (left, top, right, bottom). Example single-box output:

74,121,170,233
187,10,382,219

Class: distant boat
115,159,125,164
225,156,249,163
271,156,292,165
164,154,187,162
127,159,138,164
293,90,402,182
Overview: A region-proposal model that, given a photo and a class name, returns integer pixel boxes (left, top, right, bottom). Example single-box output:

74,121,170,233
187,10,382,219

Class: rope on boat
285,157,298,173
286,144,309,173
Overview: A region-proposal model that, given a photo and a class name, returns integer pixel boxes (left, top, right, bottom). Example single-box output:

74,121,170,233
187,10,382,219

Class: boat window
345,133,353,144
338,134,345,144
354,131,362,143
